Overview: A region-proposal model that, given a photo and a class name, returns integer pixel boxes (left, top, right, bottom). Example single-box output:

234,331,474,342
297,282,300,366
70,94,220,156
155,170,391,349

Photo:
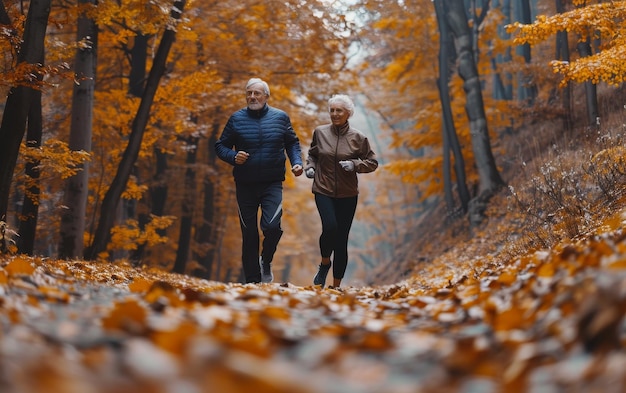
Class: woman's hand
339,160,354,171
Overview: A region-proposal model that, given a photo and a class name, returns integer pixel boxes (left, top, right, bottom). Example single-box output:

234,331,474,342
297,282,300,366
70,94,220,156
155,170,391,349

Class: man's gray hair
328,94,355,117
246,78,270,96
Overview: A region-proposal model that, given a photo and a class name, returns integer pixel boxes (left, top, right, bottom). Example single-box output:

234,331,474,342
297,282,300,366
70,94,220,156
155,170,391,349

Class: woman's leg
314,193,337,260
313,194,337,286
331,196,358,284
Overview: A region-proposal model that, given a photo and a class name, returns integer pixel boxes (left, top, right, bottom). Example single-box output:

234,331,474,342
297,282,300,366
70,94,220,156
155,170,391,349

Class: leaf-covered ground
1,209,626,392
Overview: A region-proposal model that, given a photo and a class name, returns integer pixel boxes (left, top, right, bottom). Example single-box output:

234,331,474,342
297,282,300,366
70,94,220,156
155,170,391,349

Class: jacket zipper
258,118,263,178
333,128,339,197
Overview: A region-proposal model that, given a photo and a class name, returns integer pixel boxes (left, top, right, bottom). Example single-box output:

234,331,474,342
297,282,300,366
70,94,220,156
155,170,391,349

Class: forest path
1,207,626,393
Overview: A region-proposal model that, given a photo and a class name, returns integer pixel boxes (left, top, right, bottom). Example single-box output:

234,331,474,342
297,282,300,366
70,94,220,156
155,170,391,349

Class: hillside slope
368,86,626,286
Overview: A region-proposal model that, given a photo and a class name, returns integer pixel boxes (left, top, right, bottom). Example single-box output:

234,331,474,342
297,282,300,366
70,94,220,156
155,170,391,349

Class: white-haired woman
304,94,378,289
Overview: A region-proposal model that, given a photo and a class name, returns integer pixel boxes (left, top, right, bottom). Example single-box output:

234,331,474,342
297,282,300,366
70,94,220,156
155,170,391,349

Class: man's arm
215,118,237,165
283,116,303,168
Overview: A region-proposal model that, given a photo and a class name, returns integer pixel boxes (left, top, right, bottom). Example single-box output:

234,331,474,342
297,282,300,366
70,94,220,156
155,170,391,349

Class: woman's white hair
246,78,270,96
328,94,355,117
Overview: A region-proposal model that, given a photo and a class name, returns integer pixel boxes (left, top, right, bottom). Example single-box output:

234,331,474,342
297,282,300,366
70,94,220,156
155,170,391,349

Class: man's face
246,83,268,110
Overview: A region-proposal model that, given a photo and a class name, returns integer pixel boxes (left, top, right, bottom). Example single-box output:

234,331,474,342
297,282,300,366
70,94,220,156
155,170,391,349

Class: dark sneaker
260,257,273,283
313,263,331,287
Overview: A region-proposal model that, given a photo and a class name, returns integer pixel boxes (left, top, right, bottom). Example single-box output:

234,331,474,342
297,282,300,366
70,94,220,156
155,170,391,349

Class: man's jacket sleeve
284,117,303,167
215,118,236,165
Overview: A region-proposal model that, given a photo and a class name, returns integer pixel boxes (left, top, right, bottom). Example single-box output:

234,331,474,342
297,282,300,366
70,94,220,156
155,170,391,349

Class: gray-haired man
215,78,303,283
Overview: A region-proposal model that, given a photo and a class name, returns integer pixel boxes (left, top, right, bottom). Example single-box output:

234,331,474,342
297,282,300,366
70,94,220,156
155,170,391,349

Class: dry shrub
504,126,626,258
0,221,18,254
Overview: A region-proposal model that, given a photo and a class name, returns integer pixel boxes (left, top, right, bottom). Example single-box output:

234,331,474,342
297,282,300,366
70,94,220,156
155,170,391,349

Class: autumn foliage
509,1,626,87
0,0,622,280
0,0,626,391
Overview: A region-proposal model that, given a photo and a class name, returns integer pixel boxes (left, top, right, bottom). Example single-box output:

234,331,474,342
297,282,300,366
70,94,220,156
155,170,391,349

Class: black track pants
236,181,283,283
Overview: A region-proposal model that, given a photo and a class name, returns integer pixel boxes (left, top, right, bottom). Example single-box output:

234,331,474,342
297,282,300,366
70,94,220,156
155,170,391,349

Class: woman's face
329,104,350,126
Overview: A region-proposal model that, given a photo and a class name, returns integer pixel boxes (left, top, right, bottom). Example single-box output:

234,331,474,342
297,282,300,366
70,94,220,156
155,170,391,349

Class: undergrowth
374,89,626,285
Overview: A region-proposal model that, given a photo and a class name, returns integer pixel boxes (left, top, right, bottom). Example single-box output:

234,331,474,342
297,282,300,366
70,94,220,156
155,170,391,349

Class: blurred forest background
0,0,624,287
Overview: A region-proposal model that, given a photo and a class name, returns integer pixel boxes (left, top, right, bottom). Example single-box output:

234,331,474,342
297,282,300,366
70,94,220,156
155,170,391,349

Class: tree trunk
435,0,470,216
127,33,150,264
191,52,224,279
59,0,97,258
555,0,572,131
193,121,220,279
17,95,42,255
442,0,506,227
491,0,513,101
131,146,169,262
0,2,11,25
577,38,598,127
85,0,187,260
173,136,199,274
515,0,537,103
0,0,51,229
150,149,170,237
129,34,148,97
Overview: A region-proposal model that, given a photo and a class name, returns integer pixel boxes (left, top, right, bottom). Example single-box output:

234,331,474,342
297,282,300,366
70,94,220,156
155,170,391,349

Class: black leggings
314,193,358,280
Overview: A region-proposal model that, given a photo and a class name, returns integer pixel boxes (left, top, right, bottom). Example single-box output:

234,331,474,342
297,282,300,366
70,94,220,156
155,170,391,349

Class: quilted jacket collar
247,104,269,118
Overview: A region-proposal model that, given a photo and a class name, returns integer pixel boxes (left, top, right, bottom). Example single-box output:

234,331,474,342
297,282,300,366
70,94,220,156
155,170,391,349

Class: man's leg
236,183,261,283
259,182,283,264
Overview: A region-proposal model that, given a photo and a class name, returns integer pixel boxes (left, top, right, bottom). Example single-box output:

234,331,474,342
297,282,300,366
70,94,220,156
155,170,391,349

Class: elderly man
215,78,303,284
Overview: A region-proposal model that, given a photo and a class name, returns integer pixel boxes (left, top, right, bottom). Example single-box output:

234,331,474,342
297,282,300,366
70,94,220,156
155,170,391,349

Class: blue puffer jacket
215,104,303,183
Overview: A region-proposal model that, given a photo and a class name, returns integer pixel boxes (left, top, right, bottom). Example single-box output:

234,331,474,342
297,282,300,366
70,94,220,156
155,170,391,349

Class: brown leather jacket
305,122,378,198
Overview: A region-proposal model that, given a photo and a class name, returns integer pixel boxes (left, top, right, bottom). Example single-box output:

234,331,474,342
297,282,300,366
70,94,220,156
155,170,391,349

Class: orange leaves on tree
20,139,91,180
109,215,175,252
358,0,513,201
121,177,148,200
509,1,626,87
93,0,173,39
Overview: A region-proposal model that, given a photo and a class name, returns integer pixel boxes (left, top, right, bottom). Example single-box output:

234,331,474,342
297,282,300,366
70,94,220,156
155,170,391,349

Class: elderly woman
304,94,378,289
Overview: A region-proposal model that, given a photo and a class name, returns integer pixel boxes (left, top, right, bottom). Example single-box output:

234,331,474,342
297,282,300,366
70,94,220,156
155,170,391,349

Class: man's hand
305,168,315,178
292,164,303,177
339,160,355,172
234,151,249,165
